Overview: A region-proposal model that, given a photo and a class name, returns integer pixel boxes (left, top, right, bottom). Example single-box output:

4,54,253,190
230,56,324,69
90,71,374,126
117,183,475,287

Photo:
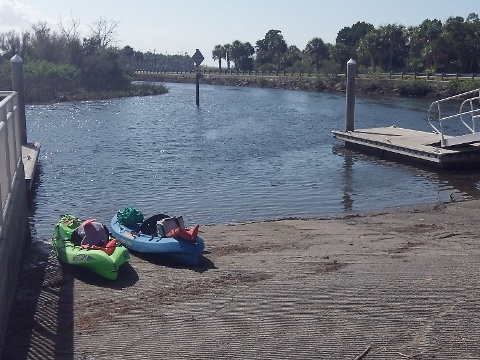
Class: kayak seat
140,214,169,236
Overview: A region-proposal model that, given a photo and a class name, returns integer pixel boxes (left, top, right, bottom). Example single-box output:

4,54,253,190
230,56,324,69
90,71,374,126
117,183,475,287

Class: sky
0,0,479,67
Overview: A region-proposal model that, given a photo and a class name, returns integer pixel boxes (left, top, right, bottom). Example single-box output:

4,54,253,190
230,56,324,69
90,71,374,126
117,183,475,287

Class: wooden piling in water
345,59,356,132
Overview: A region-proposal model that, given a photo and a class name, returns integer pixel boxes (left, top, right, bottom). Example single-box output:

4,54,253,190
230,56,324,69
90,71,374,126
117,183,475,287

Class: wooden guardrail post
10,55,27,145
346,59,356,132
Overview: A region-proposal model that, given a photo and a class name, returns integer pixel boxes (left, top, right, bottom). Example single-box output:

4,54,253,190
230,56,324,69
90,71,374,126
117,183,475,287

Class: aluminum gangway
428,88,480,147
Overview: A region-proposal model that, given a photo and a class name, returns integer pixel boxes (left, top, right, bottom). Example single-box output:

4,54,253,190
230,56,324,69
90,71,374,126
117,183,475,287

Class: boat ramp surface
332,126,480,169
3,199,480,359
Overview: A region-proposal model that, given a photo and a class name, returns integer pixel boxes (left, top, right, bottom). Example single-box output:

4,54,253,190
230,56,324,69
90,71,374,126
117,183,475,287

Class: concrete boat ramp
332,126,480,169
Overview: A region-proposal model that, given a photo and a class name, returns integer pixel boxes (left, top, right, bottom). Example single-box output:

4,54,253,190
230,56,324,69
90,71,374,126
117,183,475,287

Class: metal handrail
427,88,480,146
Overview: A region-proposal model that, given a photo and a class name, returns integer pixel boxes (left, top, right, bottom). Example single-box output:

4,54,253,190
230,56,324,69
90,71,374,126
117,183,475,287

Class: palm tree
229,40,243,69
283,45,302,69
223,43,231,69
255,30,288,70
465,13,480,72
240,42,255,70
357,29,383,70
304,37,328,71
212,44,225,71
329,43,350,71
265,30,288,70
379,24,407,72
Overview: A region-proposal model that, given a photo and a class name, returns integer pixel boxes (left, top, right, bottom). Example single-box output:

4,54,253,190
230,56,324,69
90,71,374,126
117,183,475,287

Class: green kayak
52,214,130,280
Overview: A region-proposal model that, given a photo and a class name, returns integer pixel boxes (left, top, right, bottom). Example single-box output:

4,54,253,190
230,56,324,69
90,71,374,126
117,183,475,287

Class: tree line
0,18,133,90
212,14,480,75
0,13,479,98
0,18,169,102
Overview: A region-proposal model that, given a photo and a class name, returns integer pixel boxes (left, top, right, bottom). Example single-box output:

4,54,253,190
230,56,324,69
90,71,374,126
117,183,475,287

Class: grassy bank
135,72,480,98
2,71,478,104
0,74,168,104
27,81,168,104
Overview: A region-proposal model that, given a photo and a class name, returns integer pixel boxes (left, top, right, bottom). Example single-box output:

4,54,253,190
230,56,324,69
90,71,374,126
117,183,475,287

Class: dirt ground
2,199,480,359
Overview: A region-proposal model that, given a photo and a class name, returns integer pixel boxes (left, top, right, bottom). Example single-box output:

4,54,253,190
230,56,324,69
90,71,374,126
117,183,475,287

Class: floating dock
336,64,480,171
332,127,480,170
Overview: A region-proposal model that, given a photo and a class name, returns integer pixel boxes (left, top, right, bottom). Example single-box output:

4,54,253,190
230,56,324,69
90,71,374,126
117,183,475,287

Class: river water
26,82,480,244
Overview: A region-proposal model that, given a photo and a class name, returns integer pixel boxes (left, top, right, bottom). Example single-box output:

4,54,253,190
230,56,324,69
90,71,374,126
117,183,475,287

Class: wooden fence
135,69,479,81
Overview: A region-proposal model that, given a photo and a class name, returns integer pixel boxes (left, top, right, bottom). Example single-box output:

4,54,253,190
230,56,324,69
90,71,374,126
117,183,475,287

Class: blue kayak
110,213,205,266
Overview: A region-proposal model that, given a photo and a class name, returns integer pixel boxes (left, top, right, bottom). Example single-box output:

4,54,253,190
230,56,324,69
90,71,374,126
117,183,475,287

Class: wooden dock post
10,55,27,145
346,59,356,132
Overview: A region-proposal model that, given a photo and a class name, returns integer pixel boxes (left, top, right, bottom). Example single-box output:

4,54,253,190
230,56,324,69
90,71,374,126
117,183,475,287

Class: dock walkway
332,126,480,169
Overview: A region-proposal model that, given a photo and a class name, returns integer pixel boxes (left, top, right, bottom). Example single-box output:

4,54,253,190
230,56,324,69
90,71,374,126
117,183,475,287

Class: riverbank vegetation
136,13,480,98
208,15,480,75
131,14,480,78
135,70,480,98
0,13,479,102
0,19,167,103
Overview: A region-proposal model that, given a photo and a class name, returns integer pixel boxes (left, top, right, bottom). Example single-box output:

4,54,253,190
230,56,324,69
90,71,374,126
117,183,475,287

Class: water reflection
333,145,480,203
341,153,354,211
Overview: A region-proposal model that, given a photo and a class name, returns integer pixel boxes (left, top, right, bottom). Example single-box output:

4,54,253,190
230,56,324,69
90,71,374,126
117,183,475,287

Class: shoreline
134,72,479,98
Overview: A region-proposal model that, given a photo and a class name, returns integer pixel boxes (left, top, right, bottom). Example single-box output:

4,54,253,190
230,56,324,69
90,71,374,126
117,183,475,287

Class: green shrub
314,78,326,91
258,63,277,72
397,80,431,96
443,79,480,96
24,60,81,80
356,78,381,93
320,60,341,77
0,62,10,76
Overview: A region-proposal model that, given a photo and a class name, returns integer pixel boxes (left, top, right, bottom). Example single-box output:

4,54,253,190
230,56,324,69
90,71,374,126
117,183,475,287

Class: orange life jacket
81,238,118,255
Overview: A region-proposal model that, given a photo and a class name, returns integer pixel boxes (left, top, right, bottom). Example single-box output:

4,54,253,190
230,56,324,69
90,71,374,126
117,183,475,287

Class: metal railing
135,68,480,80
427,88,480,147
0,91,21,227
